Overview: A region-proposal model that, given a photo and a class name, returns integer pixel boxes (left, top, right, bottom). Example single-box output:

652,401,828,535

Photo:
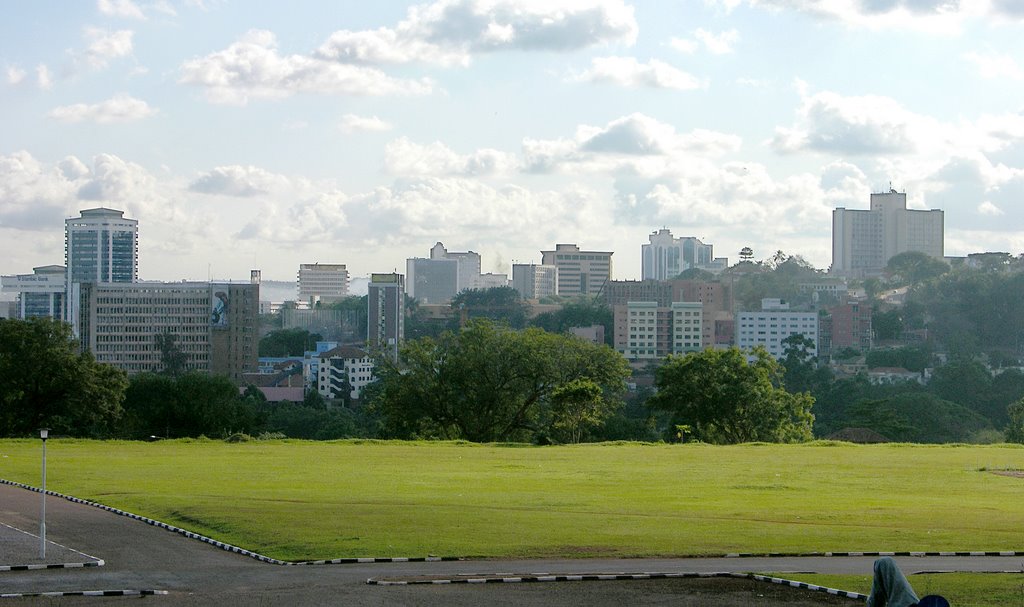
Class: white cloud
572,56,704,90
339,114,393,133
315,0,638,67
964,49,1024,80
669,37,698,53
6,66,26,85
978,200,1004,216
694,28,739,54
36,65,53,90
188,165,293,197
82,27,135,69
178,30,434,105
48,95,157,123
97,0,146,19
384,137,518,176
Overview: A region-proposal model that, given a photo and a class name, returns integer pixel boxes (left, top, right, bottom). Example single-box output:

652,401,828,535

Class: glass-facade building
65,208,137,323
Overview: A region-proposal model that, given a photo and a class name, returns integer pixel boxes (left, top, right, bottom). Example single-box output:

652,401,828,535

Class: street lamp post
39,428,48,560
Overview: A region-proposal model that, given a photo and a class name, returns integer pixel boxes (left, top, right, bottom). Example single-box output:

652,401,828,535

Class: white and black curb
367,571,869,601
1,479,460,566
725,549,1024,557
0,562,104,573
0,590,168,599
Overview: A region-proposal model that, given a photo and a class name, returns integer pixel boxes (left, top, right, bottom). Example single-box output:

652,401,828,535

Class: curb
726,550,1024,558
0,479,460,566
0,590,168,599
0,562,104,573
366,571,869,601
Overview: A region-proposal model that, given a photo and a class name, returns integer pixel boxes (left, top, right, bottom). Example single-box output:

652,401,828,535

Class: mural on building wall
211,289,229,327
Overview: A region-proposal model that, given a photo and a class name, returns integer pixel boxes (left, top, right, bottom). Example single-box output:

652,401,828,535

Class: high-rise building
613,300,703,361
540,243,612,296
297,263,349,305
65,207,137,324
1,265,66,320
831,190,944,278
406,257,458,304
430,242,482,292
72,280,259,382
641,229,724,280
511,264,558,299
367,273,405,360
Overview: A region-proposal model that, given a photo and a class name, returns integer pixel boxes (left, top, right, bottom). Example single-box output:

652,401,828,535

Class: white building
641,229,723,280
832,189,944,278
511,264,558,299
540,243,613,296
297,263,349,305
316,345,375,401
430,242,482,292
1,265,66,320
736,299,818,359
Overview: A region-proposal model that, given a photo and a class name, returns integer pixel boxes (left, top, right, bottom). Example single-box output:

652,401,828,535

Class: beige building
832,190,944,278
297,263,349,305
72,280,259,383
540,243,612,296
614,301,703,361
511,263,558,299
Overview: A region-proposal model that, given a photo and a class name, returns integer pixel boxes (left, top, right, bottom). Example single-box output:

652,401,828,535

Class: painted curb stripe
367,571,869,601
0,478,459,567
0,590,168,598
0,561,104,572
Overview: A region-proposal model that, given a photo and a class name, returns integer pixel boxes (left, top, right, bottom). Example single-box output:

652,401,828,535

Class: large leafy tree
529,297,613,345
258,328,323,357
451,287,529,329
370,320,630,442
647,347,814,444
0,317,127,437
121,372,260,438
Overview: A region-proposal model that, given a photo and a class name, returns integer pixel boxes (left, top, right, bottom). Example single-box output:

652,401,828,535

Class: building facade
820,300,873,357
511,263,558,300
367,273,405,360
604,279,733,349
641,229,721,280
0,265,66,320
406,257,458,304
430,242,482,292
297,263,349,305
540,243,612,296
613,300,703,361
72,280,259,382
736,299,818,359
832,190,944,278
65,208,137,322
316,346,374,401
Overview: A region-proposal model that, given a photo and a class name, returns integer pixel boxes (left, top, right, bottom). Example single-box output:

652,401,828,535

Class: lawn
0,439,1022,561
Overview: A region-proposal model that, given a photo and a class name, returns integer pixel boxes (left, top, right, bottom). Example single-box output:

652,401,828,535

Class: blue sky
2,0,1024,285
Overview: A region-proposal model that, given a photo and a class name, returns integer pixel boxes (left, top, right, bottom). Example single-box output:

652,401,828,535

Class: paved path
0,483,1018,605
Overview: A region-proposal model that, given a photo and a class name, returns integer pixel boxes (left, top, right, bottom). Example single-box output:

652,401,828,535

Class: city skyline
3,1,1024,285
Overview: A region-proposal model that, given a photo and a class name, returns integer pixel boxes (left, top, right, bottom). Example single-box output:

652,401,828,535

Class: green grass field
0,439,1022,562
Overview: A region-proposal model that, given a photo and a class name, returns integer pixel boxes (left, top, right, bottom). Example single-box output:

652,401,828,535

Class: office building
406,257,458,304
1,265,66,320
540,244,612,296
297,263,349,305
614,300,703,361
511,264,558,299
367,273,405,361
642,229,726,280
72,279,259,382
316,346,374,401
65,207,138,324
831,189,944,278
736,299,818,359
430,242,481,292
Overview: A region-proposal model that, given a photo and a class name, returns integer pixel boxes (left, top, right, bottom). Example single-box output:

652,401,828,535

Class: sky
3,0,1024,285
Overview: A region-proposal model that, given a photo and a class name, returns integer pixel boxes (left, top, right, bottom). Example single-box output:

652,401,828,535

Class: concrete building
316,345,374,401
671,302,703,355
72,279,259,382
430,242,481,292
736,299,818,360
65,208,137,322
540,244,612,296
367,273,404,361
641,229,726,280
1,265,66,320
511,264,558,299
613,300,704,361
831,189,944,278
476,273,509,290
604,279,733,349
820,300,873,357
406,257,458,304
297,263,349,305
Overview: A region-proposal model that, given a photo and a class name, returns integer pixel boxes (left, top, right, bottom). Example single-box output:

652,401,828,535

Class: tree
451,287,529,328
156,331,188,377
675,268,715,281
529,298,613,345
548,379,608,444
647,347,814,444
739,247,754,261
0,317,127,437
370,320,630,442
1005,398,1024,444
121,372,260,438
258,328,322,357
885,251,949,285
